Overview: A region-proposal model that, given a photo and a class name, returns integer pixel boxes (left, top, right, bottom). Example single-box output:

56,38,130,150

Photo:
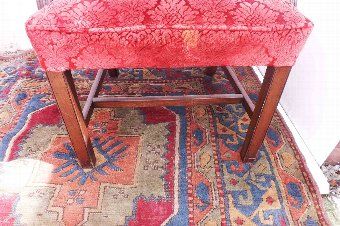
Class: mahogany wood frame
46,66,291,168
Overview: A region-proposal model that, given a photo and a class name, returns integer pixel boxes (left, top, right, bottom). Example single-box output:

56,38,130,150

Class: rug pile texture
0,55,328,225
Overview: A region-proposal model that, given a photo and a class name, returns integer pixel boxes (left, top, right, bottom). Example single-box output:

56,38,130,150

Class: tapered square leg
241,66,292,162
205,66,217,77
46,70,96,168
107,69,119,78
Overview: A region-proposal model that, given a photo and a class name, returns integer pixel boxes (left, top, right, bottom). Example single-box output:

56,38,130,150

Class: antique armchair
26,0,313,168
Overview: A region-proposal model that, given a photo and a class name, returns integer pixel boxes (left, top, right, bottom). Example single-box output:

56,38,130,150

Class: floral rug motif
0,55,328,225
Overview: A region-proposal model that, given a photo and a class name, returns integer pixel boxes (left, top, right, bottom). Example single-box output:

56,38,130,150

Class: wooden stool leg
205,66,217,77
107,69,118,78
46,70,96,168
241,66,292,162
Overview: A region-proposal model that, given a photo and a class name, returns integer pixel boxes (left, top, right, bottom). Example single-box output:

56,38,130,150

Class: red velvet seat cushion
26,0,313,71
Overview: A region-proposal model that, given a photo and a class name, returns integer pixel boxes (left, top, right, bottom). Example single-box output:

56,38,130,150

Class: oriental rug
0,54,328,225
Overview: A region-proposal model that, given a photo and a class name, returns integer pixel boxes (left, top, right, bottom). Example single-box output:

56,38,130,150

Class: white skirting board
253,66,330,194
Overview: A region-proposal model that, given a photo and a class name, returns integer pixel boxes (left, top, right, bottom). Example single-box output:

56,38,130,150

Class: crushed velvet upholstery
26,0,313,71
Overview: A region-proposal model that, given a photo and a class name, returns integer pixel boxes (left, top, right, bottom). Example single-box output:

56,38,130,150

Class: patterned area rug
0,54,328,225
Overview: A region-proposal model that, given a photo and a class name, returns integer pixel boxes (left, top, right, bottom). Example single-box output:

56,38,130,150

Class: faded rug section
0,55,327,225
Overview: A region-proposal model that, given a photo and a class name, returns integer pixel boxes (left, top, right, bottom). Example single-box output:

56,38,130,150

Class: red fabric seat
26,0,313,71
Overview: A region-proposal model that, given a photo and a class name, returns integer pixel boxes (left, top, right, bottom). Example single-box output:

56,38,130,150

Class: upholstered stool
26,0,313,168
